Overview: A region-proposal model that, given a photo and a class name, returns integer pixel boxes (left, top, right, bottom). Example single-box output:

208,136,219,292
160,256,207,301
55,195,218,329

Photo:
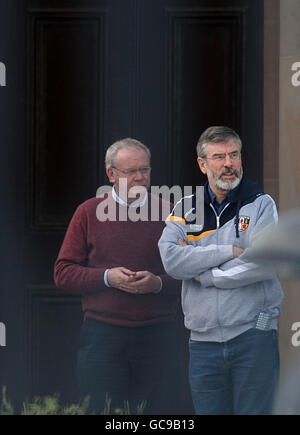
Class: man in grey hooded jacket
158,126,284,415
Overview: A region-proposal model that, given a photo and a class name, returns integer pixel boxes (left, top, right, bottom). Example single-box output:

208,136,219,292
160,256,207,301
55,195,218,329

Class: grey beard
208,167,243,191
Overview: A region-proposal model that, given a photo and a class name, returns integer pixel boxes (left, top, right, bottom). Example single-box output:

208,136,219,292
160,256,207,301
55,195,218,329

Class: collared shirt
112,185,148,208
208,183,240,215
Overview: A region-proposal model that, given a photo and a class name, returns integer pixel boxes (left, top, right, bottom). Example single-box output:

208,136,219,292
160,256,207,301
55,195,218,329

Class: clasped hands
107,267,161,295
178,238,244,283
108,239,244,292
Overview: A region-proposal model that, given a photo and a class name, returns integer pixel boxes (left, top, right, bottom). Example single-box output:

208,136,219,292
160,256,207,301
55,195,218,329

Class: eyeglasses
205,151,241,162
112,166,151,177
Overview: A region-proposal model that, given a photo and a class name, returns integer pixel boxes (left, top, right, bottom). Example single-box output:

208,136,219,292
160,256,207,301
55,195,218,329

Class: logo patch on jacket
238,216,250,232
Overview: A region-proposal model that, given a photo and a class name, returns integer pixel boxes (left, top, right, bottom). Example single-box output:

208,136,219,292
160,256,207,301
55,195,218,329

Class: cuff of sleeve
153,276,163,294
199,270,213,288
104,269,111,287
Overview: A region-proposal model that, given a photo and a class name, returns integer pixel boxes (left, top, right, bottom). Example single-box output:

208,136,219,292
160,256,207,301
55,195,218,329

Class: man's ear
197,157,207,175
106,166,116,184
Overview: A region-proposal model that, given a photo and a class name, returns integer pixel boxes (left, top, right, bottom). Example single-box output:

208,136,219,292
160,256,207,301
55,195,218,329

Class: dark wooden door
0,0,263,412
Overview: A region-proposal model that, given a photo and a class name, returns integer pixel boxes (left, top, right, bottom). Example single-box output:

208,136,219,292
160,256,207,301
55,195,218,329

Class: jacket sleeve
199,195,279,289
54,205,106,294
158,219,234,280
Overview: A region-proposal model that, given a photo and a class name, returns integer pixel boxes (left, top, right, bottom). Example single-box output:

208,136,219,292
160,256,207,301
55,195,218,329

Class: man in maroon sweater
54,138,181,414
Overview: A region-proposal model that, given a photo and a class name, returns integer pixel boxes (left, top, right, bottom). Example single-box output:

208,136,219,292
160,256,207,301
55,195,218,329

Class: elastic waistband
190,319,278,343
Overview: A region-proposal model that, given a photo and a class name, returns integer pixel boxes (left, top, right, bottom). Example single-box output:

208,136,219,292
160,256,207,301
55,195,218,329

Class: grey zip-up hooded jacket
158,176,284,342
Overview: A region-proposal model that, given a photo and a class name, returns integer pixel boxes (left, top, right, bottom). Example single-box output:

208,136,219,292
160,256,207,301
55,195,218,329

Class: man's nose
133,169,144,179
223,155,233,166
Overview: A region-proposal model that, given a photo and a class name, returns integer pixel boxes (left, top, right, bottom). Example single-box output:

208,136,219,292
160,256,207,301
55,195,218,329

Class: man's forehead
115,146,149,164
205,139,240,154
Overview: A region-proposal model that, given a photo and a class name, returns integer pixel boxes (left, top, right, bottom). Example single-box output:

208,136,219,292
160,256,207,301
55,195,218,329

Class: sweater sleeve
54,206,106,294
156,271,182,296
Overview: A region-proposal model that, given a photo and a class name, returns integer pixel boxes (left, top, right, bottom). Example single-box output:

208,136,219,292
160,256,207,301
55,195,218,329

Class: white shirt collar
112,186,148,208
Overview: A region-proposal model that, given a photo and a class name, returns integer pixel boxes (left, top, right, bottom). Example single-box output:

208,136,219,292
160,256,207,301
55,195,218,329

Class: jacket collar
204,175,263,205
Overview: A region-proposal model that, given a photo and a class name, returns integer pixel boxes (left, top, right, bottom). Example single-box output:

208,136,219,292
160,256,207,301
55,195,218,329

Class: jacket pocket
181,282,219,331
218,282,265,326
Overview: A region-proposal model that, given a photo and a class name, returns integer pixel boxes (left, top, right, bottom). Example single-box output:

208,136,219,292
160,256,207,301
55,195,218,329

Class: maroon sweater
54,193,181,327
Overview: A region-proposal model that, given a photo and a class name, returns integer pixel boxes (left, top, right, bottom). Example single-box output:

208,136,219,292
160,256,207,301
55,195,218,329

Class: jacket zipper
209,202,231,342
